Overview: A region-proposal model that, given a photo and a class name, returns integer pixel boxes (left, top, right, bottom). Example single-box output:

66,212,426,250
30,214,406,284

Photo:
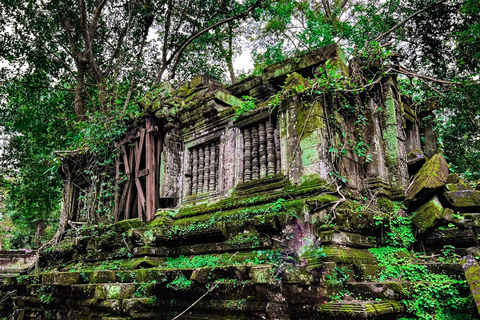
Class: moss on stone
406,153,449,201
376,198,395,213
411,196,444,233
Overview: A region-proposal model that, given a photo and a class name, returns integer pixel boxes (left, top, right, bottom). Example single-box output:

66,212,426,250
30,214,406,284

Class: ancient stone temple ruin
1,44,480,319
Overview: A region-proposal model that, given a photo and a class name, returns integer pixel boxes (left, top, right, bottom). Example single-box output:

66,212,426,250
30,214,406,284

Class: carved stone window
242,118,281,181
186,140,220,196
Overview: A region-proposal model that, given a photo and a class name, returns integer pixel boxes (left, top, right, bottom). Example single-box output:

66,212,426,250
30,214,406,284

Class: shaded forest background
0,0,478,249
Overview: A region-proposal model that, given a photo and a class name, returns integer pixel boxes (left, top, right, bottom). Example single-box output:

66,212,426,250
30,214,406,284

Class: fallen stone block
443,190,480,212
411,196,444,233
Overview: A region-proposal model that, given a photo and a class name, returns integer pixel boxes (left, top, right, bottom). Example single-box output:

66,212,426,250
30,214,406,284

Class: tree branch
465,91,479,131
375,1,446,42
167,0,263,80
89,0,108,40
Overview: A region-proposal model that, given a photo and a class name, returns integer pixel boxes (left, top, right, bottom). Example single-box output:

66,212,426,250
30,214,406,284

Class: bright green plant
134,280,157,298
326,266,352,301
234,95,258,120
370,247,475,320
167,274,193,291
374,202,415,248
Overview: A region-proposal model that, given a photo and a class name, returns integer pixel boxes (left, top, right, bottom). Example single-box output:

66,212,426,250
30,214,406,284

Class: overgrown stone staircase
1,168,480,319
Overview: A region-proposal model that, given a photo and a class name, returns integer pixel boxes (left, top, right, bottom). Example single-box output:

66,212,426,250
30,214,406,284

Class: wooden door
114,116,162,222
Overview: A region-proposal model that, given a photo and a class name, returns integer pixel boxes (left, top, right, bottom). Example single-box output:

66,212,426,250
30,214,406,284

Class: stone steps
312,300,406,319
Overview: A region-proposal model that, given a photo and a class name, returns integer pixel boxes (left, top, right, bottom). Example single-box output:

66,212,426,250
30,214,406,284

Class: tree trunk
35,219,45,247
74,65,86,120
226,25,237,85
98,79,109,114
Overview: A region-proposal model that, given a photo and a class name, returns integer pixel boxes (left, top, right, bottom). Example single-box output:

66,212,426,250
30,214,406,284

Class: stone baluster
192,148,198,194
275,121,281,174
198,146,204,192
266,120,276,175
251,124,260,180
186,151,193,196
203,144,210,192
259,121,267,178
244,127,252,181
209,143,216,191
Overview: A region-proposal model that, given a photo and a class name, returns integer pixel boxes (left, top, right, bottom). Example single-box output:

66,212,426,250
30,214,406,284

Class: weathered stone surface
314,300,406,319
446,173,460,184
407,148,426,176
42,272,81,286
406,153,449,201
319,230,377,248
445,181,474,192
443,190,480,212
249,266,273,284
411,196,444,233
263,43,347,81
461,255,480,315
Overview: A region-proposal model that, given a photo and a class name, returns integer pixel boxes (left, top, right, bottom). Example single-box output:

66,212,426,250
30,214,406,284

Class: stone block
406,153,449,202
42,272,81,286
407,149,426,176
249,266,273,284
87,270,117,284
411,196,444,233
443,190,480,212
445,182,473,192
318,230,376,248
461,255,480,315
446,173,460,184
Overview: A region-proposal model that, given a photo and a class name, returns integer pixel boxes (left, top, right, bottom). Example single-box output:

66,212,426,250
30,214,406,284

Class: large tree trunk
75,65,86,120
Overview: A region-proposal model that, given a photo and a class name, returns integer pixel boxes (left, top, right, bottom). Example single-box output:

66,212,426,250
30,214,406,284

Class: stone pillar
192,148,198,195
198,147,204,192
244,127,252,181
252,125,260,180
364,104,390,191
267,120,276,175
186,150,192,196
209,143,217,191
159,125,183,200
275,122,281,174
259,122,267,178
203,144,210,192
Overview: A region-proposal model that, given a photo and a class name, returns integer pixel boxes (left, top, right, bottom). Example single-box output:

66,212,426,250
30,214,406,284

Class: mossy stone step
321,247,378,265
345,282,413,300
146,233,274,257
417,262,463,276
176,181,333,219
68,283,136,299
424,227,478,249
121,297,268,319
318,230,377,248
314,300,406,319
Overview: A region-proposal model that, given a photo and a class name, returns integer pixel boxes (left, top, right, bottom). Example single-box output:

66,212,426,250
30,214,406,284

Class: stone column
203,144,210,192
267,120,276,175
186,150,192,196
244,127,252,181
209,143,217,191
198,146,204,192
275,122,281,174
252,125,260,180
259,122,267,178
192,148,198,195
